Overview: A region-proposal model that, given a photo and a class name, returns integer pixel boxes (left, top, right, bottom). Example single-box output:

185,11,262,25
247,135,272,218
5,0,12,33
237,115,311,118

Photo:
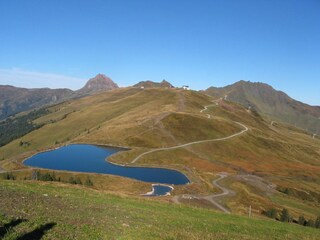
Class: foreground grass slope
0,180,319,240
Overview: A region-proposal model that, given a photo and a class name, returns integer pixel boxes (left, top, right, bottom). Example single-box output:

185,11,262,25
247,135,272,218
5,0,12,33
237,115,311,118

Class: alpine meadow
1,1,320,239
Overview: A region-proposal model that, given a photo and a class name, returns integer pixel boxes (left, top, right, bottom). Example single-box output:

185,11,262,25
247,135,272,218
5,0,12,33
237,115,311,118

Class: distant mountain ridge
133,80,174,89
204,80,320,133
2,76,319,134
0,74,118,120
0,85,72,120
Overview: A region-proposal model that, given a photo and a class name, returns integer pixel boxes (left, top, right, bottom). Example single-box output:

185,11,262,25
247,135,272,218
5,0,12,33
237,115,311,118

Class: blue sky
0,0,319,105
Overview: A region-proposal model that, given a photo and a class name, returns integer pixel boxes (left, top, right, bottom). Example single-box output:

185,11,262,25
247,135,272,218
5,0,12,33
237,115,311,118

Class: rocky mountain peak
75,74,119,96
82,74,118,91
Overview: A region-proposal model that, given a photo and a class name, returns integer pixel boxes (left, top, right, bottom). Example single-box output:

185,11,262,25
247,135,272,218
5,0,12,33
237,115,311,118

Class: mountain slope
204,81,320,133
0,74,118,120
0,87,319,219
0,85,72,120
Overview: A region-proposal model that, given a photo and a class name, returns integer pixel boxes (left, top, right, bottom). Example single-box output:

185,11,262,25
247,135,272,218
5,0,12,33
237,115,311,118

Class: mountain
75,73,118,96
0,74,118,120
0,85,72,120
204,80,320,133
1,83,319,237
133,79,174,88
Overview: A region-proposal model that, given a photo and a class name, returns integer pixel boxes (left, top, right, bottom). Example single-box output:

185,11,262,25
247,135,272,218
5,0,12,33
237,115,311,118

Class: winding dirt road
202,173,233,213
172,172,233,213
200,104,217,118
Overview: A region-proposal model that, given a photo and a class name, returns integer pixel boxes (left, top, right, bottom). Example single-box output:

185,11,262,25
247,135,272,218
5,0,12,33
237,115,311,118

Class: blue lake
24,144,189,185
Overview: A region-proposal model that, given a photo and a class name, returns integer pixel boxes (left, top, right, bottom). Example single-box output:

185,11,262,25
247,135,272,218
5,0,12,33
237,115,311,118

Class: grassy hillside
0,179,319,240
0,88,238,159
0,87,319,221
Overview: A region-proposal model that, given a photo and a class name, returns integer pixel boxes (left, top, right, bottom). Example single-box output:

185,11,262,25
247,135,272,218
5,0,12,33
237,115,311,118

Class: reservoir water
143,184,174,196
24,144,189,185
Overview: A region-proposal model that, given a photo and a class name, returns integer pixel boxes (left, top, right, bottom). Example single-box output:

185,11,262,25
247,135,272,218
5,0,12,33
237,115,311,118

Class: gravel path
202,173,233,213
172,173,233,214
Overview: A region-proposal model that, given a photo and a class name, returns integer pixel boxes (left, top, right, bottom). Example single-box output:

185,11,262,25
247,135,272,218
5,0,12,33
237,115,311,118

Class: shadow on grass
0,218,27,238
16,222,56,240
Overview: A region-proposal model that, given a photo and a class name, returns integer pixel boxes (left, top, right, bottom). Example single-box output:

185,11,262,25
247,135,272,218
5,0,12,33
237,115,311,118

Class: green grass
270,194,320,217
0,180,319,240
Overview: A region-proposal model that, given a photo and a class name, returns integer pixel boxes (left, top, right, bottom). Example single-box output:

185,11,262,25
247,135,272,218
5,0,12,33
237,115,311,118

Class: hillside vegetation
0,179,319,240
0,87,319,222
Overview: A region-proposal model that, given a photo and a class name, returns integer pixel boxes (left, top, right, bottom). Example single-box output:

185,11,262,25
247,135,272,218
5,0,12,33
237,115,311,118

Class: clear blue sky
0,0,319,105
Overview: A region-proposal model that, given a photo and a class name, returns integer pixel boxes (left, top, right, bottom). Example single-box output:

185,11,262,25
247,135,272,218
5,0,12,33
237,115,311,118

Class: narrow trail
172,173,233,214
200,104,217,118
202,173,233,214
131,104,248,163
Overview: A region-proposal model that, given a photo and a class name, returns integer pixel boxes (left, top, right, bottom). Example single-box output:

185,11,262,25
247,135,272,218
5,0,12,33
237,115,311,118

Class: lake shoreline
23,143,190,186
